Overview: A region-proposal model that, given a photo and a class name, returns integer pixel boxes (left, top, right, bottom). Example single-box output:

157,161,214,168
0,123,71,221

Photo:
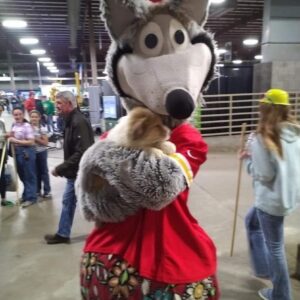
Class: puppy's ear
130,117,147,141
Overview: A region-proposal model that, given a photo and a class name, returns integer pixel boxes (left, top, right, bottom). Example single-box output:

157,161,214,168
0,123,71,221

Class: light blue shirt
246,123,300,216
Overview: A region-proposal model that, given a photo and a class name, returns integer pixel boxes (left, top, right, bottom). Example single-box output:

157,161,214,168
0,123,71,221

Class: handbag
4,164,17,192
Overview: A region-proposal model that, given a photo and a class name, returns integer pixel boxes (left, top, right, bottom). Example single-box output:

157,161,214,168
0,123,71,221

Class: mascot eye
145,34,158,49
170,19,189,51
174,30,185,45
139,22,163,57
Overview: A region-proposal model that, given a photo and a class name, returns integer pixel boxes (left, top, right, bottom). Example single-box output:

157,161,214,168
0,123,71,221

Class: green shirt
42,99,55,116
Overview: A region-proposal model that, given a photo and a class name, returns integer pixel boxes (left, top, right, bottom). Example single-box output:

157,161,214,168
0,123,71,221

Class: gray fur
76,140,187,223
100,0,147,41
170,0,210,27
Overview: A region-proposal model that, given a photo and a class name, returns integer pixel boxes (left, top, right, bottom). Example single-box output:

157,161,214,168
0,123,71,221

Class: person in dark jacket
44,91,94,244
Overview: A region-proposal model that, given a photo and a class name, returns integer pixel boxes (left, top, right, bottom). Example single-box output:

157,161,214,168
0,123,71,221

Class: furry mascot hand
76,0,216,223
77,139,187,222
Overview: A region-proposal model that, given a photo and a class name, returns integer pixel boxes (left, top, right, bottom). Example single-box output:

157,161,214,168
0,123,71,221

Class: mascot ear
100,0,143,40
174,0,210,26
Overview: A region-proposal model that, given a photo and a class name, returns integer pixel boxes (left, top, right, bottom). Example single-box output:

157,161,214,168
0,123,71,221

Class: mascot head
101,0,216,124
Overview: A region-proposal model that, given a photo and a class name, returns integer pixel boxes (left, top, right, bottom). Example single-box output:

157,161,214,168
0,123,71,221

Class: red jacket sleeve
170,123,208,177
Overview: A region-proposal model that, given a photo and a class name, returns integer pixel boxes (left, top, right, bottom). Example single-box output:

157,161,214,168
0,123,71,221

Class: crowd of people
0,88,299,300
0,91,58,132
0,90,80,208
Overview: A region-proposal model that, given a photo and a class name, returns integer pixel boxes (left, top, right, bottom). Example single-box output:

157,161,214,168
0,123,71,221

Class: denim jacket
246,123,300,216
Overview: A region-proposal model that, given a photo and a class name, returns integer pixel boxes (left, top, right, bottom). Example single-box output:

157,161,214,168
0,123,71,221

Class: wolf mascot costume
77,0,219,299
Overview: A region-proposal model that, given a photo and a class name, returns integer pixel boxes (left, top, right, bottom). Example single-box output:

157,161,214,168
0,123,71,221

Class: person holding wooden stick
240,89,300,300
7,107,37,208
0,104,9,206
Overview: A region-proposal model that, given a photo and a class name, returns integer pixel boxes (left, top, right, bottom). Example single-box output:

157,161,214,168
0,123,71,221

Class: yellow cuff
169,153,193,187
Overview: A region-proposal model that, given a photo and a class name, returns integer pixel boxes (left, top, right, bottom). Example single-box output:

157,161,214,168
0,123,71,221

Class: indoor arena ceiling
0,0,264,78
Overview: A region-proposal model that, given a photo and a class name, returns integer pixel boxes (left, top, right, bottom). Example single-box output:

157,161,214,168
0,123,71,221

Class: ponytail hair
257,103,297,158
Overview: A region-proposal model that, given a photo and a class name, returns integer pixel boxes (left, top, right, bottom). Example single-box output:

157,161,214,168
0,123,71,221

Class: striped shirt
32,125,48,152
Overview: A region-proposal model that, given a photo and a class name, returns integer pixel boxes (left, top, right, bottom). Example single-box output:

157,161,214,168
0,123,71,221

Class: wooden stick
0,141,7,176
10,143,20,205
230,123,247,257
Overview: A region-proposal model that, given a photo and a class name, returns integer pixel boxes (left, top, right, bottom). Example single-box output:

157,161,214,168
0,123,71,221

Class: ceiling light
30,49,46,55
20,37,39,45
38,57,51,62
243,38,259,46
216,64,225,67
233,68,240,71
47,66,57,70
211,0,226,4
255,54,263,60
216,48,227,55
2,19,27,29
232,59,242,64
43,62,54,67
50,69,59,73
0,76,11,81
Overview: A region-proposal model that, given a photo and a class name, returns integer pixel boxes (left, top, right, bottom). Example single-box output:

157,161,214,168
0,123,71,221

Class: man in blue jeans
44,91,94,244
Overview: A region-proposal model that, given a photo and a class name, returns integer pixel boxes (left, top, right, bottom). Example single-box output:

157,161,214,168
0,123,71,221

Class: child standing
29,110,52,199
241,89,300,300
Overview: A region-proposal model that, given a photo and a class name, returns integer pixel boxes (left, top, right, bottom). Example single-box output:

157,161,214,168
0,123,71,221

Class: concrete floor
1,111,300,300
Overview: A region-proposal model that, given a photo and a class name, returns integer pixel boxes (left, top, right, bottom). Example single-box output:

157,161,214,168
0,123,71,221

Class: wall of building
253,61,300,93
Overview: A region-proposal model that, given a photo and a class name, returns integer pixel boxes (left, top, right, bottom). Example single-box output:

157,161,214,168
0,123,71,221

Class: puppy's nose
165,89,195,119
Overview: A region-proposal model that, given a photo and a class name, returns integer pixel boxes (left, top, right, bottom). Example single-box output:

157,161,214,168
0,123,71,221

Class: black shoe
44,234,70,245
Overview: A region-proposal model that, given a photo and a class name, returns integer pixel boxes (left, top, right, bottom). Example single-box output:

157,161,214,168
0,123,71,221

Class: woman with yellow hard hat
241,88,300,300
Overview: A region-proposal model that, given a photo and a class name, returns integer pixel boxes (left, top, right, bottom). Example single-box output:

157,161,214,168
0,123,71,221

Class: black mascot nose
165,89,195,120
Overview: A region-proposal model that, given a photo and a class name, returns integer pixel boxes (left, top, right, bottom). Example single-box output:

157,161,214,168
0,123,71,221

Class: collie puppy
107,106,176,155
88,107,176,193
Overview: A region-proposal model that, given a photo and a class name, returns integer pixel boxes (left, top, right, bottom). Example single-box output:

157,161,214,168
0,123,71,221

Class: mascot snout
166,89,195,119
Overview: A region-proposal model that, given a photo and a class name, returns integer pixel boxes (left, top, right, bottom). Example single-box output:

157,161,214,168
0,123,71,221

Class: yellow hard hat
260,89,290,105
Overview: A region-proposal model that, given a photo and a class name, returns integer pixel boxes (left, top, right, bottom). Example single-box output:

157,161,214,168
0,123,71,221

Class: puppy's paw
148,148,164,158
160,141,176,155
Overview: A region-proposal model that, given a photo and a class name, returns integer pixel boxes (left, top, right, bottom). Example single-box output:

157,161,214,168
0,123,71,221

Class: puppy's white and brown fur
107,106,176,156
88,107,176,194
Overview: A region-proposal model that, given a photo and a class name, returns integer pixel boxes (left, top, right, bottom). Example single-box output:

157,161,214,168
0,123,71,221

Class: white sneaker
43,193,52,199
258,288,271,300
21,201,35,208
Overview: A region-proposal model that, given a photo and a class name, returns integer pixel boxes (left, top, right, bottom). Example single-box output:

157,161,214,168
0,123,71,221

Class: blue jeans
245,207,270,278
36,150,51,195
15,146,37,202
46,115,54,133
57,179,77,238
246,207,292,300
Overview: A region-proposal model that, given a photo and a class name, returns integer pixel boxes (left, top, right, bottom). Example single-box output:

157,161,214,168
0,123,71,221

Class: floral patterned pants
80,253,219,300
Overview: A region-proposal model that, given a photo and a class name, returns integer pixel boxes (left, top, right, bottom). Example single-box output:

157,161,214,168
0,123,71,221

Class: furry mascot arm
76,139,188,223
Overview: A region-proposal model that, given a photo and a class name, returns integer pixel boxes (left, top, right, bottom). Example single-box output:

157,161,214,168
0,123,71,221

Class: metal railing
191,92,300,137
